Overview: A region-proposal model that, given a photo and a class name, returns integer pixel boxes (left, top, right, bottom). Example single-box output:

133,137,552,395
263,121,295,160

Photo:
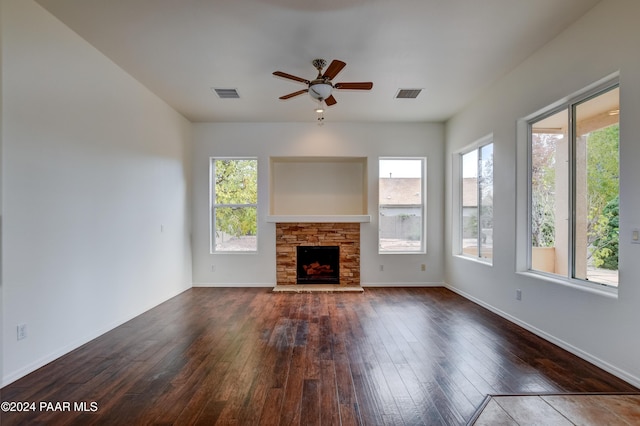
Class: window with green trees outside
211,158,258,252
529,84,619,287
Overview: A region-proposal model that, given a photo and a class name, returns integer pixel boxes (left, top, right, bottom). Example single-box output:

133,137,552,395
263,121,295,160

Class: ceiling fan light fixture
308,83,333,101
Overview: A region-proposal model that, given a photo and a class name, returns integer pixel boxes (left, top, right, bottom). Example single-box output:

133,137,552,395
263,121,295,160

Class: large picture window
378,157,426,253
528,83,619,287
211,158,258,252
460,139,494,263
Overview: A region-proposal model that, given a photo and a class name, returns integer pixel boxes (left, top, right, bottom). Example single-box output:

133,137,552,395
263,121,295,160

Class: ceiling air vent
212,88,240,99
395,89,422,99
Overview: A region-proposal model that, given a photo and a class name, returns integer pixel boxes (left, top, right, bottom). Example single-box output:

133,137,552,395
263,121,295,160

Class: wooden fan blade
273,71,310,84
279,89,308,100
325,95,337,106
322,60,346,80
334,82,373,90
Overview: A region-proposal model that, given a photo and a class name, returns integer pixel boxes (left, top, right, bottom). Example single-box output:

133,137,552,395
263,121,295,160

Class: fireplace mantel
266,215,371,223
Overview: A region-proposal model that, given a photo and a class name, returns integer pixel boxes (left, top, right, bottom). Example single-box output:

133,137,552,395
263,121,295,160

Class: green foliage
586,125,619,269
530,133,558,247
586,124,619,223
531,124,620,271
591,195,619,270
214,159,257,238
215,159,257,205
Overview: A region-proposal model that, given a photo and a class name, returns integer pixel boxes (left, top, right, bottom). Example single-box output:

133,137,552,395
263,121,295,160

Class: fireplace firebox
296,246,340,284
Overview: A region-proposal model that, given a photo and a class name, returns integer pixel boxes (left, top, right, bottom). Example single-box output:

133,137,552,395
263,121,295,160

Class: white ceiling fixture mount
273,58,373,108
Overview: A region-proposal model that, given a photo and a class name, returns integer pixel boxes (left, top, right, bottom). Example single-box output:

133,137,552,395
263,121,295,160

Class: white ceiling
34,0,601,123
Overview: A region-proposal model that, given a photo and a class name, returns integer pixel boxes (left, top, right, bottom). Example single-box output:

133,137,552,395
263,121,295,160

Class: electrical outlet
516,289,522,301
17,324,27,341
379,264,384,272
211,265,216,272
421,264,426,271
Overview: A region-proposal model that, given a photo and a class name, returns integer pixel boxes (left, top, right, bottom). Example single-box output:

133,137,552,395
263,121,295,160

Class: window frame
522,76,620,292
526,105,567,277
210,157,258,254
457,135,494,264
378,156,427,254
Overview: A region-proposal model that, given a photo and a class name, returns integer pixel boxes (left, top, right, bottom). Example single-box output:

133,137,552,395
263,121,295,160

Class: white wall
193,122,444,287
445,0,640,387
1,0,193,385
0,0,5,387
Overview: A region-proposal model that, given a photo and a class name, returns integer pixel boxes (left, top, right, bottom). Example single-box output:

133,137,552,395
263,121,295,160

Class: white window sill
211,251,258,255
454,254,493,266
516,271,618,299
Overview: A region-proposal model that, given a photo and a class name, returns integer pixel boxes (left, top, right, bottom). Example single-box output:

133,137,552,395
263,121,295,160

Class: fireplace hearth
297,246,340,284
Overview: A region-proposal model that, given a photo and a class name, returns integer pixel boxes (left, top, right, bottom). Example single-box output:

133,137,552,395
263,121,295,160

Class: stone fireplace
275,223,360,286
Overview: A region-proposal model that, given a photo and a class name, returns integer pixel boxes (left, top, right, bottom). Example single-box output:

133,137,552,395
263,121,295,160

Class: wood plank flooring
1,287,637,425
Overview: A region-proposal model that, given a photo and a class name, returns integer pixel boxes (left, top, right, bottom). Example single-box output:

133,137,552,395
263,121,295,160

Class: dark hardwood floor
1,287,637,425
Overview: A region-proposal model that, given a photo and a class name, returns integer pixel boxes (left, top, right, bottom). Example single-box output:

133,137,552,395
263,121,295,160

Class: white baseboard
192,282,445,288
444,283,640,389
362,281,444,287
191,282,273,288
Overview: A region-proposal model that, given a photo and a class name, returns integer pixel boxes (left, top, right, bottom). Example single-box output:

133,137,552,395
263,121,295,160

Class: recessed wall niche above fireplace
268,156,368,217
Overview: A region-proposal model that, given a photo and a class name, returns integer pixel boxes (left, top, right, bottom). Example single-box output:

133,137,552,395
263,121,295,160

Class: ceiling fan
273,59,373,107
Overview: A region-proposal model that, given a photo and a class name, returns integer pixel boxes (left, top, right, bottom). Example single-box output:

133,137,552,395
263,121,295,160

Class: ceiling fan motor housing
312,58,327,72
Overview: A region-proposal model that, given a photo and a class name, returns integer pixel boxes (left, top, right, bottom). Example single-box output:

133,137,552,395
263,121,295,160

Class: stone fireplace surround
275,222,360,286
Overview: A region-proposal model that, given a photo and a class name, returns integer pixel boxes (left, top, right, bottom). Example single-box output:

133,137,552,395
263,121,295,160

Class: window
528,83,619,287
378,157,426,253
460,139,494,262
210,158,258,252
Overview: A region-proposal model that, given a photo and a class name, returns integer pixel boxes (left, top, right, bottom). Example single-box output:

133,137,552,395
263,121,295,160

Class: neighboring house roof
463,177,478,207
379,178,422,205
378,177,485,207
462,177,494,208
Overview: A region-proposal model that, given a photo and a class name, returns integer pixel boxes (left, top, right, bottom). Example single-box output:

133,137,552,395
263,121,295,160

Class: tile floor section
470,393,640,425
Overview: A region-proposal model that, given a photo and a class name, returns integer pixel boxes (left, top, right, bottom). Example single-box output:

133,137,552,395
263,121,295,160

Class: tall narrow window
211,158,258,252
378,157,426,253
460,139,494,262
529,84,619,287
530,109,566,275
574,91,620,284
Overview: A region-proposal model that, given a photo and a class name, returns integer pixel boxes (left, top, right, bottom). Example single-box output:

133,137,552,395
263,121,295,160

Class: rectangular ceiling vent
212,88,240,99
395,89,422,99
